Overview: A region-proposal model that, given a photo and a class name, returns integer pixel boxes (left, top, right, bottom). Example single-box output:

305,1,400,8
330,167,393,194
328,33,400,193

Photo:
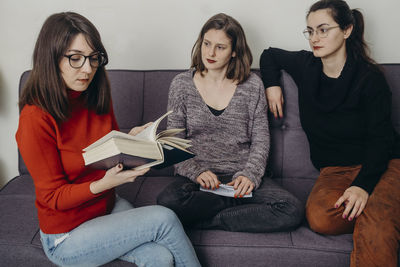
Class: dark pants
306,159,400,267
157,176,304,233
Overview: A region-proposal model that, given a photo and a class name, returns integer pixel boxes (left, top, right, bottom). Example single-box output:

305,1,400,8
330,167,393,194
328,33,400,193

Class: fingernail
343,214,347,219
234,195,237,198
118,164,122,168
348,217,353,221
335,204,338,208
240,195,243,198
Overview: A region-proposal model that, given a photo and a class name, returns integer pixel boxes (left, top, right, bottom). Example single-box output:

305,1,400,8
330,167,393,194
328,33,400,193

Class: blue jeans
40,196,200,267
157,176,304,233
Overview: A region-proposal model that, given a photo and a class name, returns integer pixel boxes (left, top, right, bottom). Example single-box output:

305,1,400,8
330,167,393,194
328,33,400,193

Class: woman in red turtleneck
16,12,200,267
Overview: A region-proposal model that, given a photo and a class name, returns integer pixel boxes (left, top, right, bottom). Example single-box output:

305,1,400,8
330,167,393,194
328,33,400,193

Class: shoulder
242,72,264,91
169,70,194,94
357,63,390,97
168,70,196,104
361,65,387,84
20,104,54,123
171,70,194,86
18,104,58,133
17,105,58,143
262,47,313,59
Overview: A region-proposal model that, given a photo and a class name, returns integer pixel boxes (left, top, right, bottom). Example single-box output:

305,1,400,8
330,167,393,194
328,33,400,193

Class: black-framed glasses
302,25,340,40
63,53,108,69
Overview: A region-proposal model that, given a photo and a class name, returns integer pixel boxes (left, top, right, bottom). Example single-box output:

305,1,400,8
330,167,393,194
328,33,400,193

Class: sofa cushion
107,70,144,132
142,70,185,129
0,175,35,196
0,194,38,246
382,64,400,132
118,176,353,266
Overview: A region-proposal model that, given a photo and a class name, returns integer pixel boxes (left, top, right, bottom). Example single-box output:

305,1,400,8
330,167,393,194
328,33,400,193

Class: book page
83,130,143,152
133,142,164,170
156,128,185,139
200,184,252,198
159,137,191,149
135,110,173,141
158,139,193,153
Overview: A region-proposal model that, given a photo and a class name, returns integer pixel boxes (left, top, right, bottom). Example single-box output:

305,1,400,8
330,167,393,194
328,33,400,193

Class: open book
82,110,194,170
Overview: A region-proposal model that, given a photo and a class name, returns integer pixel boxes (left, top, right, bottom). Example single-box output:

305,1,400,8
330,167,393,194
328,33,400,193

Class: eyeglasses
302,25,340,40
63,53,108,69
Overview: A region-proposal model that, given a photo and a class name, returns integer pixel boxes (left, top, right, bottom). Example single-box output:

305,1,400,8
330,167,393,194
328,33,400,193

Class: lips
77,78,89,83
313,46,322,50
207,59,216,63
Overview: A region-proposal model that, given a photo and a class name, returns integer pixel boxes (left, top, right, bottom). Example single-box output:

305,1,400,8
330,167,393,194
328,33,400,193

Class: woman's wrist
89,178,110,195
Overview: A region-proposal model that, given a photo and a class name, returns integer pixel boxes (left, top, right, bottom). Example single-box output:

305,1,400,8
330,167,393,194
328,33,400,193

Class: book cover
87,153,158,170
153,144,195,169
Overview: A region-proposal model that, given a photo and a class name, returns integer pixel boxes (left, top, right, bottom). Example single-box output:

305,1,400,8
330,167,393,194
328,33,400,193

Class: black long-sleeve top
260,47,398,194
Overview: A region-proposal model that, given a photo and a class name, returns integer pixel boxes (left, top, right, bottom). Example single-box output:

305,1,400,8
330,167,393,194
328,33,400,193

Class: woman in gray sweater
157,13,303,232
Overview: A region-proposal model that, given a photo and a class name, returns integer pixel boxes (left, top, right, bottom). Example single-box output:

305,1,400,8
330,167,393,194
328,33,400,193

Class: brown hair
307,0,376,65
191,13,253,84
19,12,110,122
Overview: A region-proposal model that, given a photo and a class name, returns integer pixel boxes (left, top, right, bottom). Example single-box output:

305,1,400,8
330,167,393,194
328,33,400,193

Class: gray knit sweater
167,70,269,189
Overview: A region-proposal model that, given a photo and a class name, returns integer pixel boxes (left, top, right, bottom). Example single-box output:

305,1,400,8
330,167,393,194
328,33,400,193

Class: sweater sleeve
260,47,310,88
16,107,100,211
167,75,209,182
232,76,270,189
350,73,394,194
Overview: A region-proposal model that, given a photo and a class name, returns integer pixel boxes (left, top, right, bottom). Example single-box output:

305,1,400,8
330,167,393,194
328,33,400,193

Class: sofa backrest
18,65,400,187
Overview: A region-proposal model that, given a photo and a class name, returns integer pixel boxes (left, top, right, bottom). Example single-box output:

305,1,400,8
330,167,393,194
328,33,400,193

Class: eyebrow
66,49,84,53
66,49,96,55
307,23,330,29
203,38,229,46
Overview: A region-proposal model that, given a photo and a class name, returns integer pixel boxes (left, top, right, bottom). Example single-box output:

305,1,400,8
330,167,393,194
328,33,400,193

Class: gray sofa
1,65,399,266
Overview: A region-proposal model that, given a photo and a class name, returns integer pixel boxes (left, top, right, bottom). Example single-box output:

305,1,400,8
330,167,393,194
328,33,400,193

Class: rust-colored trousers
306,159,400,267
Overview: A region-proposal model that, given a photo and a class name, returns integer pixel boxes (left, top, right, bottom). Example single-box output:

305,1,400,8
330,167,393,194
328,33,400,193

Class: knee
151,205,179,225
156,181,196,211
150,246,174,267
276,196,305,230
128,243,174,267
156,189,182,212
287,197,305,227
306,199,338,234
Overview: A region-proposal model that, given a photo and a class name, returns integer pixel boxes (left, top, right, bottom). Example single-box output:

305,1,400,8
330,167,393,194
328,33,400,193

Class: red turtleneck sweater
16,91,118,234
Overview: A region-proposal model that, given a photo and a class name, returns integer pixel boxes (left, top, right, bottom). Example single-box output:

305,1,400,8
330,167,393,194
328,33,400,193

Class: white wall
0,0,399,187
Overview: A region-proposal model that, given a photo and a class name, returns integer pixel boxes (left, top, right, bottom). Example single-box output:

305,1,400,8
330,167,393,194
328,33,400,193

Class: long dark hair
191,13,253,84
307,0,376,65
19,12,110,122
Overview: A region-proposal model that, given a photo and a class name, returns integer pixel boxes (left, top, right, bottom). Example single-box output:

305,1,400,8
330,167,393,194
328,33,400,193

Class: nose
81,58,93,73
208,46,216,57
310,32,320,43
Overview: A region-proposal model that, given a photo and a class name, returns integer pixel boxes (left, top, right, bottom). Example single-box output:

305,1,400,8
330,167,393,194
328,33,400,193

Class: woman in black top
260,0,400,266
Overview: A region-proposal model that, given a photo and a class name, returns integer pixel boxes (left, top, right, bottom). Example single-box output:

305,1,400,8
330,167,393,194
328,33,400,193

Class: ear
343,24,353,39
232,51,236,58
